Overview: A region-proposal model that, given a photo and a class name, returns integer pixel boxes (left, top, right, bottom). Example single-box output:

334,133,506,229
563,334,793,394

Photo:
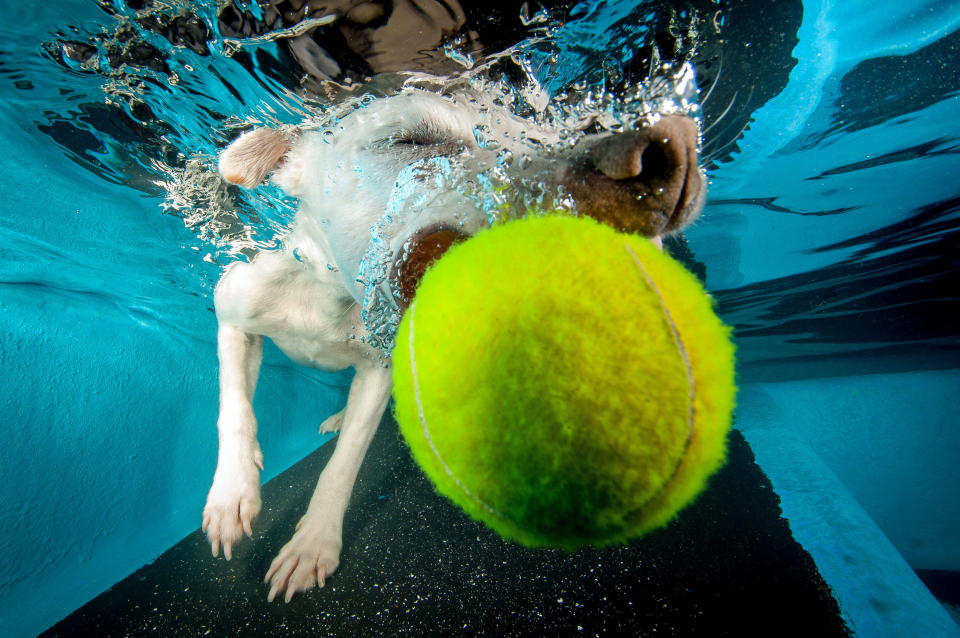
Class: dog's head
219,66,705,347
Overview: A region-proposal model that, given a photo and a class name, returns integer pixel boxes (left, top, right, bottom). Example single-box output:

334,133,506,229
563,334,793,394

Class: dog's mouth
387,215,665,313
390,224,469,310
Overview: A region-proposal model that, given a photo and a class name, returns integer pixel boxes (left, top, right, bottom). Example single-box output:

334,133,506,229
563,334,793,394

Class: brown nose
565,115,704,237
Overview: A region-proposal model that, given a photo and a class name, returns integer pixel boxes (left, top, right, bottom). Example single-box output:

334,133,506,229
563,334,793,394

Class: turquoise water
1,1,958,635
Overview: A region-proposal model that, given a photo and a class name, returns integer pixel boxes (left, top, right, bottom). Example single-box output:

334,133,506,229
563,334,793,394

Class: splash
221,15,337,58
41,0,705,357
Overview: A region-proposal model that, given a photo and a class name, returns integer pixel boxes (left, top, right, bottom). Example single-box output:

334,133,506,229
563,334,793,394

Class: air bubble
519,2,550,26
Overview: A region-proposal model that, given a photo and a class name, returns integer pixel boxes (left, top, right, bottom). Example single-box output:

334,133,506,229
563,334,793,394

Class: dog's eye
387,131,444,147
392,137,431,146
372,129,465,156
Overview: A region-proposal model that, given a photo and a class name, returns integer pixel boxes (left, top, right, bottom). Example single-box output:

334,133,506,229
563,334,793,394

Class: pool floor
43,422,848,636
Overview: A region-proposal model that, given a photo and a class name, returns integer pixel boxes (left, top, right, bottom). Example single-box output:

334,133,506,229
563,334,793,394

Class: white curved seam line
408,301,506,519
625,243,696,455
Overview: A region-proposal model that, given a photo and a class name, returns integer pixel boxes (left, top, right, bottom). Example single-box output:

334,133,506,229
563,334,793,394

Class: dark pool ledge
45,420,856,637
735,395,960,638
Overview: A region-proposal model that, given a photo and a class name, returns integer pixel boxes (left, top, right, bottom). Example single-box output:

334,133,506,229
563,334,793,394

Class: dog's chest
259,249,379,371
267,298,372,371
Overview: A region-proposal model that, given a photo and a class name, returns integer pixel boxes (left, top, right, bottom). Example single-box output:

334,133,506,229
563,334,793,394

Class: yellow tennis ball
392,214,736,550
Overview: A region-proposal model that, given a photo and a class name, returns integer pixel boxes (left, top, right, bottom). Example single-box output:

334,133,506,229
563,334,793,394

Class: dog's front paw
202,441,263,560
264,516,342,603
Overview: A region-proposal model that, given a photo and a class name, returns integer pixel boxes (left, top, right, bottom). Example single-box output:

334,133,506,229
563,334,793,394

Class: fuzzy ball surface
392,215,736,550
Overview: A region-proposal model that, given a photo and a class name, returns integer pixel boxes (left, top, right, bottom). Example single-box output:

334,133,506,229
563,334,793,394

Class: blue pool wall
0,126,351,635
681,0,960,574
684,0,960,576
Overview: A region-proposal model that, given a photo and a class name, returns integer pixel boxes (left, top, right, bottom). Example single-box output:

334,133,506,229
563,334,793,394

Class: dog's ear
219,128,292,188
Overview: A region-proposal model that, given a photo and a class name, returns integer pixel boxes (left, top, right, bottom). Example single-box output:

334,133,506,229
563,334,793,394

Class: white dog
201,85,706,603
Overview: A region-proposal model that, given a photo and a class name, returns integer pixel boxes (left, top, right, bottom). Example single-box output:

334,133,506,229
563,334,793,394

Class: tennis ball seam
406,299,508,522
622,240,696,507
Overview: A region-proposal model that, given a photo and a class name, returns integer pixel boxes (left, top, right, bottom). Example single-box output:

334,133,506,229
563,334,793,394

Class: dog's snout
565,115,704,237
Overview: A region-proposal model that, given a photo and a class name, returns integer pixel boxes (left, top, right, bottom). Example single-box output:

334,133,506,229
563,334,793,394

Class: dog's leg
202,323,265,560
265,363,392,603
